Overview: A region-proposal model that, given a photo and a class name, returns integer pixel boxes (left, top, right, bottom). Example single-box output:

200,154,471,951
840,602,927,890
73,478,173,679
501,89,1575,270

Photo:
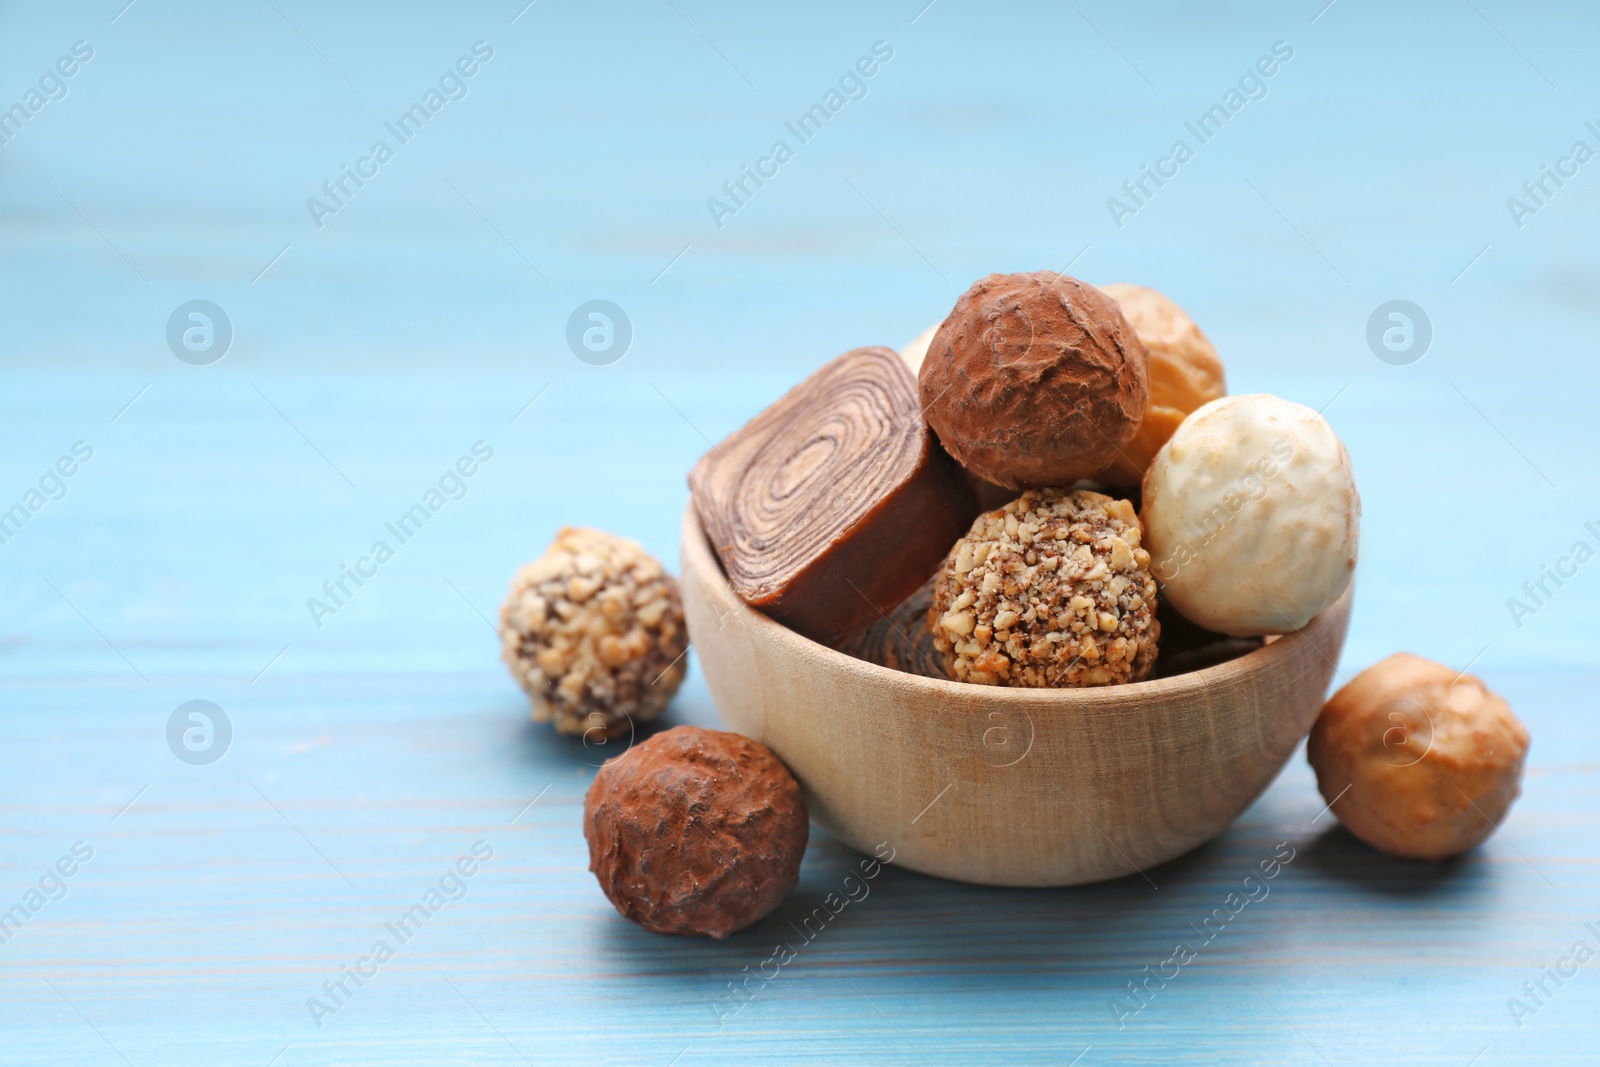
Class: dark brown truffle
584,725,808,938
689,346,977,647
920,272,1150,490
1151,594,1262,678
840,571,947,680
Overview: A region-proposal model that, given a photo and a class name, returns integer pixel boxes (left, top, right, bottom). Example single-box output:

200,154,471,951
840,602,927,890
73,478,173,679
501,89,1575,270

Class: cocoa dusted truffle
920,272,1150,490
500,528,687,739
929,489,1160,687
1308,653,1530,862
584,726,808,938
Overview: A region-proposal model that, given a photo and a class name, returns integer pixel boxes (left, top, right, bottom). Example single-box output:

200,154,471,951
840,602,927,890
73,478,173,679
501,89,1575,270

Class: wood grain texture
682,505,1353,886
3,0,1599,1062
0,368,1592,1066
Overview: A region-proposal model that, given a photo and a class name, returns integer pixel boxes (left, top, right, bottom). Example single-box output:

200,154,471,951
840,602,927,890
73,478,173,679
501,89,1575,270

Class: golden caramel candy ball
1308,653,1530,861
1096,283,1226,486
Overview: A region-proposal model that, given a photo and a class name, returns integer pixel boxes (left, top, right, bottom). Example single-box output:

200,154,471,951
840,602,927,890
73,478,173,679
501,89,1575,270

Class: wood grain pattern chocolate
688,346,976,647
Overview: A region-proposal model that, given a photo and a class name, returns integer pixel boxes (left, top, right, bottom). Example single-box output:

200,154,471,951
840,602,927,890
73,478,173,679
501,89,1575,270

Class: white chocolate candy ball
1141,394,1359,637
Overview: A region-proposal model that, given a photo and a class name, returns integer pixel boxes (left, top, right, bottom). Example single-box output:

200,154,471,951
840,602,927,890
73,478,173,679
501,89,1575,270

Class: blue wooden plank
3,0,1599,1063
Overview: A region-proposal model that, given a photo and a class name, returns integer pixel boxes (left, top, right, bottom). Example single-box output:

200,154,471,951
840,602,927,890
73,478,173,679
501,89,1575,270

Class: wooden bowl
679,506,1353,887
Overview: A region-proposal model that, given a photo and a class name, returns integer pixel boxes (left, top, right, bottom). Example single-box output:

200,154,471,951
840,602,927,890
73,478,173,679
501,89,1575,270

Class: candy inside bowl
679,272,1359,887
681,503,1353,887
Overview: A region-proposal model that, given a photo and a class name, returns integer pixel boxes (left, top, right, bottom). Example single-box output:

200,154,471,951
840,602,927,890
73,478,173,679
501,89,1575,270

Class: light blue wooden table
3,1,1597,1063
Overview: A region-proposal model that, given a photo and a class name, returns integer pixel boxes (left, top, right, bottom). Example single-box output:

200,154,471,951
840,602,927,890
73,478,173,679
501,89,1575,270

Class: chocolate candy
689,346,977,646
920,272,1150,491
499,527,687,738
585,726,808,938
928,490,1160,688
1308,654,1529,861
1096,282,1227,487
1142,394,1359,637
839,572,947,680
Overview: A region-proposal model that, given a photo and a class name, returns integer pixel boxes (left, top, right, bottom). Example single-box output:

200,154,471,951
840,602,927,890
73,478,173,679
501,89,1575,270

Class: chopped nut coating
929,489,1159,687
500,527,687,738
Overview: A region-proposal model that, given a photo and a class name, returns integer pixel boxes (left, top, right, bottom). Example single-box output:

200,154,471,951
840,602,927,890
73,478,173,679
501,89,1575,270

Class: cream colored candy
1308,653,1529,861
1141,394,1358,637
898,323,939,375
